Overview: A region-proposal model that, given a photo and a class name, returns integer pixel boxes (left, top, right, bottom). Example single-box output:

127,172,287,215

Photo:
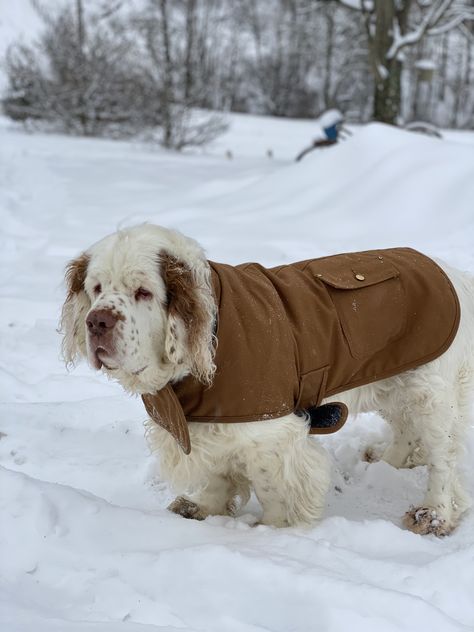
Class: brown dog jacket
142,248,460,454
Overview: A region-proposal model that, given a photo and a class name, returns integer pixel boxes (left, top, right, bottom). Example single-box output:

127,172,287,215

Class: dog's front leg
245,415,331,527
147,421,243,521
168,473,241,521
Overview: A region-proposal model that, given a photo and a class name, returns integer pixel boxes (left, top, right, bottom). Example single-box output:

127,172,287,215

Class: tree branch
386,0,455,58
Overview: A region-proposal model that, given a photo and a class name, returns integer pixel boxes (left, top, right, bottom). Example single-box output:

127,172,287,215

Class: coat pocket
309,253,406,360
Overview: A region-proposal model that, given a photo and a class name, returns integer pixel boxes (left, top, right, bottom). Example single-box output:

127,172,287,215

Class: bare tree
339,0,474,124
3,0,227,146
3,2,156,135
3,0,473,133
135,0,227,149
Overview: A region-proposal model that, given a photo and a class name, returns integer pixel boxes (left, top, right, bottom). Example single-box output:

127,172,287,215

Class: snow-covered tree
3,1,156,135
2,0,473,132
339,0,474,124
131,0,227,149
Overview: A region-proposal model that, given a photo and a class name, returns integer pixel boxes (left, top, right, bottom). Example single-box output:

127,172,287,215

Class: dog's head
60,225,217,393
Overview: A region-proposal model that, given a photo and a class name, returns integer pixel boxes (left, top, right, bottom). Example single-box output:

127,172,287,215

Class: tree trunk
370,0,401,124
76,0,85,51
159,0,174,148
323,6,335,110
373,58,402,125
461,32,472,127
413,39,426,120
184,0,196,105
75,0,89,134
438,33,449,102
451,40,465,128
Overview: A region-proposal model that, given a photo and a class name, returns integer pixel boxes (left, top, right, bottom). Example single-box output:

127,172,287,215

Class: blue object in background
323,123,339,141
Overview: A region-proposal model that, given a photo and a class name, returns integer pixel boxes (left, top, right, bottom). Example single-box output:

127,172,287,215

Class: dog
60,224,474,535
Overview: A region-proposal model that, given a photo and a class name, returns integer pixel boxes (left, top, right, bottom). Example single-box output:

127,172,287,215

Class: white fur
61,225,474,534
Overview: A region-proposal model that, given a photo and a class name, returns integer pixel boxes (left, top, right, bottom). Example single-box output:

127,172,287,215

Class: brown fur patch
65,253,90,297
159,251,207,359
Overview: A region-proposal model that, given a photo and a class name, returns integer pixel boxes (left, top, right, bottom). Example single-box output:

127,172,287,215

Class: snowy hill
1,113,474,631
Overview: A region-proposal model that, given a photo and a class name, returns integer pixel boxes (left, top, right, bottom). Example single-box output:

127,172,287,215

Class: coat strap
142,385,191,454
307,402,348,435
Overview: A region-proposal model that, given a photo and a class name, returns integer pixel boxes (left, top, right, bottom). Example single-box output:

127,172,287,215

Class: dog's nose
86,309,118,336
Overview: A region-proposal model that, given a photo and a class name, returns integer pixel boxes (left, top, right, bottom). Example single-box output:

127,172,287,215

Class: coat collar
142,386,191,454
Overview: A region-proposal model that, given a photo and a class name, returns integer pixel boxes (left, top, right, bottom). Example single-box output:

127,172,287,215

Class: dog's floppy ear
59,253,91,366
159,251,216,384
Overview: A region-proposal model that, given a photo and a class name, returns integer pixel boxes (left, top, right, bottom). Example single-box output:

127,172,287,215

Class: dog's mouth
94,347,118,371
93,350,148,378
89,342,148,377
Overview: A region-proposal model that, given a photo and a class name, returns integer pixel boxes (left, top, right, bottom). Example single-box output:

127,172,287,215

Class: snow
376,63,389,80
316,109,344,129
415,58,437,71
1,111,474,631
338,0,371,10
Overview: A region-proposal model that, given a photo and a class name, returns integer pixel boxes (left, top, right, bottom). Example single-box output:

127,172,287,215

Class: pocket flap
310,253,399,289
308,253,405,360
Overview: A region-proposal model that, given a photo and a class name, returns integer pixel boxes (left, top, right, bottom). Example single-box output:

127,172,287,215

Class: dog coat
142,248,460,454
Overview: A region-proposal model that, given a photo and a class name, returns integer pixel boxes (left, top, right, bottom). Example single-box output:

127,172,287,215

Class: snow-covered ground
1,113,474,631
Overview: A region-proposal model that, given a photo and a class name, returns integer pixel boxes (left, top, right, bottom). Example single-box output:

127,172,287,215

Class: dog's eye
135,287,153,301
93,284,102,295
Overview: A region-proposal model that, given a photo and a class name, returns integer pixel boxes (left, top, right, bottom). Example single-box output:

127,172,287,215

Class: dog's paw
362,444,383,463
403,507,453,537
167,496,207,521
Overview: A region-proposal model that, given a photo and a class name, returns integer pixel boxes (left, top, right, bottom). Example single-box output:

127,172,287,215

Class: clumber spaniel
60,225,474,535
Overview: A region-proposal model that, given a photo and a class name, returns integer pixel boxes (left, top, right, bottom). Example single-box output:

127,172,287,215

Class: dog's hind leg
399,380,471,536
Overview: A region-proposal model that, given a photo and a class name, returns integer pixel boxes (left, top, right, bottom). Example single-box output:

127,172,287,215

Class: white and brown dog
60,224,474,534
